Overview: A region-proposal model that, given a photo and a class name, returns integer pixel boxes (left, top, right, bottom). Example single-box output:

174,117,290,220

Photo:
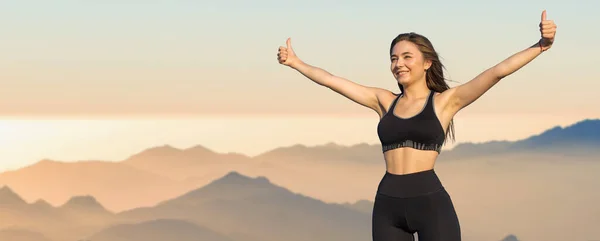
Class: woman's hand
277,38,301,68
539,10,557,52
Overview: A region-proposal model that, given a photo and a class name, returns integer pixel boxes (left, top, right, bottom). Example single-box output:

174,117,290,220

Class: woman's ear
425,59,432,71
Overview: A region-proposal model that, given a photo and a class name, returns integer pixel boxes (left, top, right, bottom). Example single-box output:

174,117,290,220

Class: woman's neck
401,81,430,100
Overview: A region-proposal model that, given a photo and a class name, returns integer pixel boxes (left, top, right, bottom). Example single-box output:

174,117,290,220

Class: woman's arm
446,10,557,112
278,38,388,115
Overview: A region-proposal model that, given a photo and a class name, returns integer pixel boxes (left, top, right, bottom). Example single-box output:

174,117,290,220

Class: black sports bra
377,90,446,153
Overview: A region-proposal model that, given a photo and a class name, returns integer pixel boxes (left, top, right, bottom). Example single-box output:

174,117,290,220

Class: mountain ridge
117,170,372,241
3,118,596,173
440,118,600,160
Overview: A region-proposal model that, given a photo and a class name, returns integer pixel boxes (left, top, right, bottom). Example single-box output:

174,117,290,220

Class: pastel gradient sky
0,1,598,171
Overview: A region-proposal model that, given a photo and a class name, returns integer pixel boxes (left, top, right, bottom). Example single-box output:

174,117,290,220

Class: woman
277,10,556,241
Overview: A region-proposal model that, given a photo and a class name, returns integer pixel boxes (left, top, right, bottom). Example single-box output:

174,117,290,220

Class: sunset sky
1,1,598,171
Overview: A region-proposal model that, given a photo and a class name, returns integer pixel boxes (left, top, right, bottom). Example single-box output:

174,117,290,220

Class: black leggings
372,169,461,241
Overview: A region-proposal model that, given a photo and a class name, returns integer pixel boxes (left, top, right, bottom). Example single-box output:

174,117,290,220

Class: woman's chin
397,78,411,85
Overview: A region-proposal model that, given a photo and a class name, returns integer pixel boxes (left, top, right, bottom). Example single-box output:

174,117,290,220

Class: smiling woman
276,9,558,241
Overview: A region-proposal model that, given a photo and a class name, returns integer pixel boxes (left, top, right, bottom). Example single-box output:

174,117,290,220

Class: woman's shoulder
372,88,398,102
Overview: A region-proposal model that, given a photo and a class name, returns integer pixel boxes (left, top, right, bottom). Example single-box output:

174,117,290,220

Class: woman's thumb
286,38,293,52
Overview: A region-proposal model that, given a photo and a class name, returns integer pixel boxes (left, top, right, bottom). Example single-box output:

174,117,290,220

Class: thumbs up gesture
539,10,557,51
278,38,300,68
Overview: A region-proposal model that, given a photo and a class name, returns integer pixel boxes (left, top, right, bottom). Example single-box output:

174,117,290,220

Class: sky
0,0,599,171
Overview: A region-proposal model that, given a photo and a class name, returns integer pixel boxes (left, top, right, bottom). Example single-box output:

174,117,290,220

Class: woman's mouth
396,70,409,77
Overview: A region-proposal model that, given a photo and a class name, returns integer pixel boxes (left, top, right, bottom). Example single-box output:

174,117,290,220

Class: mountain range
0,118,598,241
0,171,371,241
1,172,524,241
438,118,600,160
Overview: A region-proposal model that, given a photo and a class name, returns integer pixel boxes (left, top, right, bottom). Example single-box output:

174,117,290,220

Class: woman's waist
376,165,444,198
383,148,438,174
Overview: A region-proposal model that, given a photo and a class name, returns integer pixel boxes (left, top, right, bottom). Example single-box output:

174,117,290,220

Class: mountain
0,172,373,241
440,118,600,160
0,186,55,229
0,185,27,207
0,159,189,212
59,195,114,226
60,195,109,213
122,144,253,182
88,219,233,241
31,199,54,210
0,186,120,241
514,119,600,151
500,234,520,241
118,171,372,241
254,142,382,165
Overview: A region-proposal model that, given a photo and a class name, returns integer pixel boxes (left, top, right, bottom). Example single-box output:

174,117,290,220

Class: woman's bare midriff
383,147,438,175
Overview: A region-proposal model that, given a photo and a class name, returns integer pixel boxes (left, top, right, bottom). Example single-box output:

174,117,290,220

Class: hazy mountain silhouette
500,234,520,241
31,199,54,211
61,195,109,212
118,171,371,241
0,185,27,206
88,219,233,241
0,186,57,229
122,144,253,182
0,173,372,241
0,159,189,212
254,142,382,165
59,195,115,226
0,185,119,241
439,118,600,160
0,228,53,241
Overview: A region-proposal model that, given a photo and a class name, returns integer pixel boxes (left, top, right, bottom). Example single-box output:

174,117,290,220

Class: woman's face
390,40,431,86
